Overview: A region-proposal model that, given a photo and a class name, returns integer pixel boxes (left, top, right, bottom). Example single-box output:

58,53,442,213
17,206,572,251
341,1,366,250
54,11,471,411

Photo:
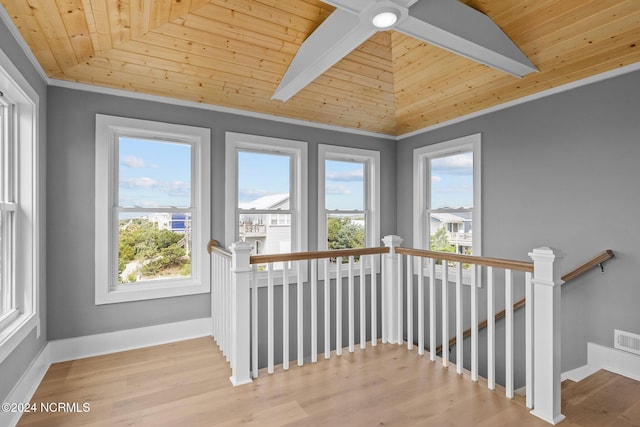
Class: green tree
430,227,455,253
327,216,365,250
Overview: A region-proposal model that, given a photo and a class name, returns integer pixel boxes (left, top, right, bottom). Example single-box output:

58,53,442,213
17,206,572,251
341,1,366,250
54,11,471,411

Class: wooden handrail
396,247,534,273
207,239,232,258
250,246,390,265
561,249,614,282
432,249,614,354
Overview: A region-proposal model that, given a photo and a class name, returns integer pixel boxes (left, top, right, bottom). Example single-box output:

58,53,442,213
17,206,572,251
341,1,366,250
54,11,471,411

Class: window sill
0,312,39,364
95,279,210,305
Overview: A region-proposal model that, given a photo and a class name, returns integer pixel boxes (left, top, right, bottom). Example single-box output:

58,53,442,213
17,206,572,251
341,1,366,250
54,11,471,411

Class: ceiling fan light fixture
372,10,399,29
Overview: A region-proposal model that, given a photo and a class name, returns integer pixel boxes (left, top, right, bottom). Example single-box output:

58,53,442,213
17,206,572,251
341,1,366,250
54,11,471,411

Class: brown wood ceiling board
1,0,638,136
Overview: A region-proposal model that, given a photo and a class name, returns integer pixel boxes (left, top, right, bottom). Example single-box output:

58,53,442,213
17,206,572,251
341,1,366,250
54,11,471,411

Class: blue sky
238,151,290,202
118,137,191,208
325,160,364,210
430,151,473,209
237,152,364,210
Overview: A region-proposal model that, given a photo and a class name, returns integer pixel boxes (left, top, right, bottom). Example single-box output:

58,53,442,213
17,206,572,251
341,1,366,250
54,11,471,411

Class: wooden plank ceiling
1,0,639,136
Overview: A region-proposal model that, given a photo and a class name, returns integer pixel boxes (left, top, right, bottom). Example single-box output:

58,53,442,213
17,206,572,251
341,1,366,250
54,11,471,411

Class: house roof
1,0,638,136
431,212,471,223
239,193,289,210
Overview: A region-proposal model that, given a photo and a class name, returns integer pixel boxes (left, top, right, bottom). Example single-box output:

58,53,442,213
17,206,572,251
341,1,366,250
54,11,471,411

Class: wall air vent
614,329,640,356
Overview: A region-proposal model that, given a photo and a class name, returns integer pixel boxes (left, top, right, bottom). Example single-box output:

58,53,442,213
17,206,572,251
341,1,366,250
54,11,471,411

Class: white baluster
311,259,318,363
360,255,366,350
336,257,343,356
417,257,424,356
525,271,533,408
429,258,436,361
407,255,413,350
487,266,495,390
442,261,449,367
283,262,290,370
349,256,355,353
471,264,478,382
268,263,274,374
297,261,303,366
251,264,258,378
456,261,463,374
371,255,377,347
324,259,331,358
397,252,403,346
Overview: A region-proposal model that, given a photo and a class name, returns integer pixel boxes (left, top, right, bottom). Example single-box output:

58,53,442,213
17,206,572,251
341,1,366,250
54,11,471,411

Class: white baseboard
49,317,212,362
1,345,51,427
562,342,640,382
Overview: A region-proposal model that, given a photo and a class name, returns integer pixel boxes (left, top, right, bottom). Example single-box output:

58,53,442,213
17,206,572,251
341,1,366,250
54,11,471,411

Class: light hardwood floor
16,337,640,426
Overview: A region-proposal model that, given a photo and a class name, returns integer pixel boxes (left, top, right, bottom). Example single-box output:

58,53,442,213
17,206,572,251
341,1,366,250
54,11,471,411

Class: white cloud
326,169,363,182
326,184,352,195
431,153,473,175
121,155,156,168
432,176,443,182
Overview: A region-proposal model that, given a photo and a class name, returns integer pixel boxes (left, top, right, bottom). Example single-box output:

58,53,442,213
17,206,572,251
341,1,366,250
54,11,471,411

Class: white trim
48,317,211,363
561,342,640,383
94,114,211,304
318,144,381,248
0,42,41,364
224,131,308,256
1,344,50,427
412,134,481,286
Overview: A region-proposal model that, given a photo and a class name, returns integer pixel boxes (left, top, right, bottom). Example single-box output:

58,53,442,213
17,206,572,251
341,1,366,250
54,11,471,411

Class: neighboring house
430,211,472,254
148,212,192,234
238,193,291,256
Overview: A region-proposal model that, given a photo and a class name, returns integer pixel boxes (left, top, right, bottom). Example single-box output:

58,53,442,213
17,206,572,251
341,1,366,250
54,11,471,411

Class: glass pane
429,212,473,255
430,151,473,209
239,213,291,256
238,151,290,208
118,138,192,208
327,213,365,250
118,212,192,283
325,160,364,211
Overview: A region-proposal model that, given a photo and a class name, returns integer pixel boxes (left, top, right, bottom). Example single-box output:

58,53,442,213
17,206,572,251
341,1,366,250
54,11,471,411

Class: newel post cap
230,241,252,272
382,235,403,249
528,247,564,285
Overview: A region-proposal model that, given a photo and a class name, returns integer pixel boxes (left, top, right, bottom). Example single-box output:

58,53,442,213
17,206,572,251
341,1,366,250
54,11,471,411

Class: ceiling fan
272,0,537,101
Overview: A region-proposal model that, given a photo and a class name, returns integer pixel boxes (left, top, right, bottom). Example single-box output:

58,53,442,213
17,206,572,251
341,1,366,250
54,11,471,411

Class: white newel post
229,241,253,386
529,247,565,424
382,235,403,344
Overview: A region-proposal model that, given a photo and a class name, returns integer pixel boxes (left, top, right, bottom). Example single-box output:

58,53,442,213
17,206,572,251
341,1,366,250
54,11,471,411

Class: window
318,145,380,256
95,115,211,304
414,134,481,281
0,50,40,364
225,132,307,268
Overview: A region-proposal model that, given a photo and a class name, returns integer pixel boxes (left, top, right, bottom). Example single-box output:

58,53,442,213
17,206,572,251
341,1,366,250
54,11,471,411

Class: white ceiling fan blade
397,0,537,77
272,9,376,101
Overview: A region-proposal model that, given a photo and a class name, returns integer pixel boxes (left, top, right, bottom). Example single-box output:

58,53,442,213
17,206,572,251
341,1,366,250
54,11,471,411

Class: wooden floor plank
16,338,640,427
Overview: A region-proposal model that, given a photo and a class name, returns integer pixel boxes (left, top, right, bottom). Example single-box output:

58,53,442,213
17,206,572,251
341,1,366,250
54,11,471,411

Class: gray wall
0,19,47,401
46,86,397,340
397,69,640,372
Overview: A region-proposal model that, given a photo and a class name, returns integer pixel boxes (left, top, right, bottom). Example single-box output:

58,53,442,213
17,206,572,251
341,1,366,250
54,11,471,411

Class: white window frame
225,132,308,284
0,48,40,364
318,144,380,277
95,115,211,304
413,133,481,286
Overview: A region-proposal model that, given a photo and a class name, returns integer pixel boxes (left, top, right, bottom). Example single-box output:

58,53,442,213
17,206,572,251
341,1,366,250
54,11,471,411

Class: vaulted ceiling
1,0,639,136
